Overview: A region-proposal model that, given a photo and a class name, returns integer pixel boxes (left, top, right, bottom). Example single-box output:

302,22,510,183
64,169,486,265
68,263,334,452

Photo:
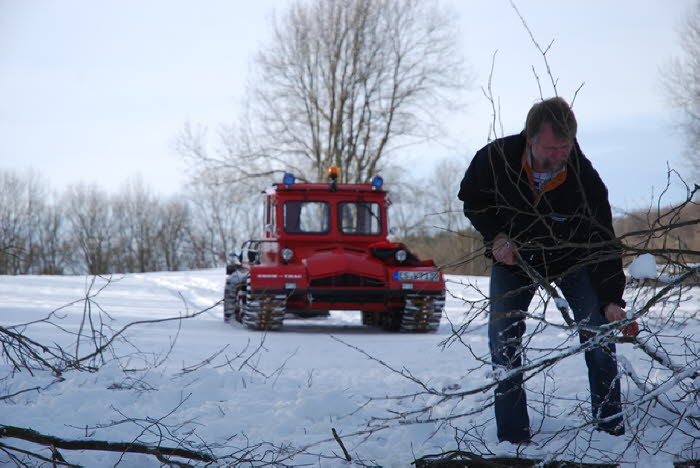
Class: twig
514,254,574,326
331,428,352,461
0,385,41,401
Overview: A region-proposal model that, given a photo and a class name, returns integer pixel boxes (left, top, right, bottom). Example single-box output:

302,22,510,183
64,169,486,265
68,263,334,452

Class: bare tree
186,177,259,267
663,0,700,180
0,169,50,275
180,0,470,185
424,156,471,233
63,184,114,275
0,170,29,274
112,176,161,273
157,197,192,272
35,201,74,275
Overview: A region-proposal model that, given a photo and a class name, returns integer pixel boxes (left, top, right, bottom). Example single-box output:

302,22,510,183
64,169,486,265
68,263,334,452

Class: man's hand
492,232,518,265
604,303,639,337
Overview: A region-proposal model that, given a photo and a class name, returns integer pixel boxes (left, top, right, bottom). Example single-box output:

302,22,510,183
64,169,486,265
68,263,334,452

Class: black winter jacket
458,132,626,308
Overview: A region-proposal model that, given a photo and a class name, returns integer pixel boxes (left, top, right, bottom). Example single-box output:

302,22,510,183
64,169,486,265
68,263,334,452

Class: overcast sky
0,0,694,210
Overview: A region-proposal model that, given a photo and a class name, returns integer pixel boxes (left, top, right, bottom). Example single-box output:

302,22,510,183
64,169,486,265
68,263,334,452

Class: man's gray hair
525,96,577,141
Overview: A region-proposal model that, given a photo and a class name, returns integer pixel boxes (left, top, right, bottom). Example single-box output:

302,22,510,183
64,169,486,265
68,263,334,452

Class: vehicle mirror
229,252,242,266
247,250,259,263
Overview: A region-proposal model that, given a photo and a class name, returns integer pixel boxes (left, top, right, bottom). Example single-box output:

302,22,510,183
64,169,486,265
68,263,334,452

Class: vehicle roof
270,183,386,194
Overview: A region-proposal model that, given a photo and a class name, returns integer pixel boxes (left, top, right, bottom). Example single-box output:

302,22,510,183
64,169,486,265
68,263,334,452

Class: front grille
309,289,387,303
310,273,385,288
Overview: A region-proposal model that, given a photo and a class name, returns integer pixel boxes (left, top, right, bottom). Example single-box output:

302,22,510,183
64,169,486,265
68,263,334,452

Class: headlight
281,248,294,262
393,270,440,282
395,249,407,262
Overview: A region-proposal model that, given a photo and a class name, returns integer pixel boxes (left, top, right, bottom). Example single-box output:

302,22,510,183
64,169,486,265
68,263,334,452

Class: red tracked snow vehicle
224,168,445,332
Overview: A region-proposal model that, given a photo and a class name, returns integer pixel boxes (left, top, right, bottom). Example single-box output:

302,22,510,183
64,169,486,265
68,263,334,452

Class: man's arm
457,147,504,246
580,161,638,335
585,171,626,309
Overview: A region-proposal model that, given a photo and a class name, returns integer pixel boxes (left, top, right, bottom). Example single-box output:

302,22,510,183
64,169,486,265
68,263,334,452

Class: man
458,97,637,444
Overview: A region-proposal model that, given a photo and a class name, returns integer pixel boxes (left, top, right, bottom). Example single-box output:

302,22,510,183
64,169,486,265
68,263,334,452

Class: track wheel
241,280,286,330
400,294,445,333
223,276,237,322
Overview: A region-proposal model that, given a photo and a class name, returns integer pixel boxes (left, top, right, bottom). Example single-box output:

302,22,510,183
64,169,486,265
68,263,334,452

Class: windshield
339,202,382,235
283,201,330,233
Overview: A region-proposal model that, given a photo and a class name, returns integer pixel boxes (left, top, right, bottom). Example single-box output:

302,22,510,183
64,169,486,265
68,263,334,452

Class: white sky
0,0,694,209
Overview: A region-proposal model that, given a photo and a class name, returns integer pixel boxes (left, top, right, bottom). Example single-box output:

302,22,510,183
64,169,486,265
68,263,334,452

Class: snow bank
0,270,697,466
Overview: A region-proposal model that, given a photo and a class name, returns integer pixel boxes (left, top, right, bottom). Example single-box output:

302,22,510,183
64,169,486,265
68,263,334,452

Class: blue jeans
489,264,622,442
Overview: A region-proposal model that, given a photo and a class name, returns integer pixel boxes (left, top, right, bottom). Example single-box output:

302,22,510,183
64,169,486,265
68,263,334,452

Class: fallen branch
0,441,78,467
517,253,699,380
414,449,620,467
0,425,215,464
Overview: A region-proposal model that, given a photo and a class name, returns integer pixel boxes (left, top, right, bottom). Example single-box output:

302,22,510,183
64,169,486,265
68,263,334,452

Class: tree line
0,169,257,275
3,164,696,278
0,161,471,276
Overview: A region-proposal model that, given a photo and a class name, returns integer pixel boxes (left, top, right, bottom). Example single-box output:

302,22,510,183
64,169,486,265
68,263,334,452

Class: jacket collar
521,145,568,204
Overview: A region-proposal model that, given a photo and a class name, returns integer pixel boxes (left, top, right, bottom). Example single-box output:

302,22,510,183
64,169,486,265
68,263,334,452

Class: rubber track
242,291,286,330
223,277,237,322
399,294,445,332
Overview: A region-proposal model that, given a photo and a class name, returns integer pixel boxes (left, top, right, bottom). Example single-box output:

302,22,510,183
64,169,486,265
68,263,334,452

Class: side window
339,202,381,235
264,198,275,235
284,201,329,233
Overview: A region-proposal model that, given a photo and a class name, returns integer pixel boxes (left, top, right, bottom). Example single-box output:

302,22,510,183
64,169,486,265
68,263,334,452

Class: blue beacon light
283,172,296,187
371,174,383,190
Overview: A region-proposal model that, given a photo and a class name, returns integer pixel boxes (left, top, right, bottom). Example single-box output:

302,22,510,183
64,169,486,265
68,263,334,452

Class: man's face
528,124,573,172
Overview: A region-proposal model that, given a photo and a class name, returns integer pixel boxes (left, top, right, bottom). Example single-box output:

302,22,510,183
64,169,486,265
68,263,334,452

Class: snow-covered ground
0,269,698,466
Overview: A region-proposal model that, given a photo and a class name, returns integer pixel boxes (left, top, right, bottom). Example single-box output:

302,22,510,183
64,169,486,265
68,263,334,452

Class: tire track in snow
132,272,224,320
